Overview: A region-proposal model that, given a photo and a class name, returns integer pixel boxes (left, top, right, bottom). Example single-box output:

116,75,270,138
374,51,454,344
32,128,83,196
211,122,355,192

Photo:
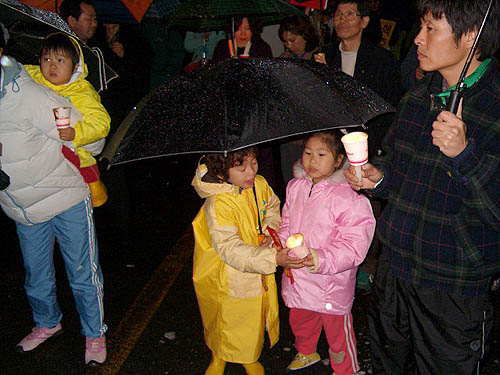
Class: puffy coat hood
0,55,22,100
292,157,349,185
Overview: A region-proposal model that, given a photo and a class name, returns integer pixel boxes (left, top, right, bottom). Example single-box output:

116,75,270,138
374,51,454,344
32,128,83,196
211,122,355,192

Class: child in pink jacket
278,131,375,375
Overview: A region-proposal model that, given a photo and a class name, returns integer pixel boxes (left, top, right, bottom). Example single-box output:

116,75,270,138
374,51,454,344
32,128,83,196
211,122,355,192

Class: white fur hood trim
292,158,350,185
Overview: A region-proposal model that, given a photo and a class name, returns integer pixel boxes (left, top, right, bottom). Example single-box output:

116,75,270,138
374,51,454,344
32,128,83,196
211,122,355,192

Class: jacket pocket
452,215,483,267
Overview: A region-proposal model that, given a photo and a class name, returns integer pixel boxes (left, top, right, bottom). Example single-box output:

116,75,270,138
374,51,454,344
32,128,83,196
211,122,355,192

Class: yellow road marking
93,229,194,374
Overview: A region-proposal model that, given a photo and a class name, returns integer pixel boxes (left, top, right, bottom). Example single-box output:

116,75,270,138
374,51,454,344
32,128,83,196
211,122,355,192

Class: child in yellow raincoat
192,147,305,375
26,33,110,207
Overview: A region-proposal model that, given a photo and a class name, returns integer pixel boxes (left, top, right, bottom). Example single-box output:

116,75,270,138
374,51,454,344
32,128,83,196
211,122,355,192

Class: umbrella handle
447,88,463,114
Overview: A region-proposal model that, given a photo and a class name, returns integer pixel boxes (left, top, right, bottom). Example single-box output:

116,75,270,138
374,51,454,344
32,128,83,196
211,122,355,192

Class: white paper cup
290,244,309,259
53,107,71,129
341,132,368,181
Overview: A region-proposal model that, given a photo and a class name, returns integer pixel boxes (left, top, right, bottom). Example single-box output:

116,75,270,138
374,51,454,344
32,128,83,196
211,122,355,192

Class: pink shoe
85,335,107,366
16,323,63,352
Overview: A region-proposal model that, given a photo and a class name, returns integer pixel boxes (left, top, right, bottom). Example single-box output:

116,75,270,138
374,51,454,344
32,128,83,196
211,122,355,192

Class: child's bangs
231,147,258,167
201,146,258,183
40,34,79,67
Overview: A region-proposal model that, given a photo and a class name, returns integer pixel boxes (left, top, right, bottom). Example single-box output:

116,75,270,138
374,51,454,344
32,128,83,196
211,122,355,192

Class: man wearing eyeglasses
317,0,403,299
317,0,402,108
317,0,402,154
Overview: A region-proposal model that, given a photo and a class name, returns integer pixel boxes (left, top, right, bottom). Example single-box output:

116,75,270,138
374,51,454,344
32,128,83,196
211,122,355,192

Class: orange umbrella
18,0,57,11
120,0,153,22
19,0,155,23
93,0,154,23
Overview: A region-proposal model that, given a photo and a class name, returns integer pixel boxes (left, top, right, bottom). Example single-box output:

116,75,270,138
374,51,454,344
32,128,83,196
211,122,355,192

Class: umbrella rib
2,2,77,38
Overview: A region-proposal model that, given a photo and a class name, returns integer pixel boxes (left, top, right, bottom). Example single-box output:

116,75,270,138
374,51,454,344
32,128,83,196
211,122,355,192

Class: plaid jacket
372,61,500,296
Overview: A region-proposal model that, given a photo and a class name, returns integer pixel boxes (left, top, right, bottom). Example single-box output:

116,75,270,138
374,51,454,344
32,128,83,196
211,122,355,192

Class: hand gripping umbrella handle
447,0,494,114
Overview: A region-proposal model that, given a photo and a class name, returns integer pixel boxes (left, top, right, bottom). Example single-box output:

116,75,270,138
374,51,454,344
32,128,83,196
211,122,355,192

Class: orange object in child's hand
258,234,265,245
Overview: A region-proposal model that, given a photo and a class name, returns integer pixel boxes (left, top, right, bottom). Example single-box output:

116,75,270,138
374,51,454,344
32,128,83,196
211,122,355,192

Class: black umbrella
109,58,394,166
168,0,303,31
0,0,118,93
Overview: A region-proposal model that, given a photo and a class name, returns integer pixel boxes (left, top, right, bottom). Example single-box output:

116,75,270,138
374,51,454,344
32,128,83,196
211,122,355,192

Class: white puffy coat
0,63,89,225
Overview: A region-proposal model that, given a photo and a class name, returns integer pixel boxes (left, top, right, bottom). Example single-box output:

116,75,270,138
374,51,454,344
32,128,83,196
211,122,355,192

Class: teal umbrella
168,0,304,31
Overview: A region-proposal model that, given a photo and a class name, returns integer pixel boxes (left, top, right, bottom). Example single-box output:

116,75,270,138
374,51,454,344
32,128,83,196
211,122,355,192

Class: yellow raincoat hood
26,34,91,98
192,163,240,198
192,163,281,363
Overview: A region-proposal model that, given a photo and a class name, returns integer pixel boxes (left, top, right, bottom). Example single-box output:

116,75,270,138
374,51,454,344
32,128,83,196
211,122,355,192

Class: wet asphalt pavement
1,156,499,375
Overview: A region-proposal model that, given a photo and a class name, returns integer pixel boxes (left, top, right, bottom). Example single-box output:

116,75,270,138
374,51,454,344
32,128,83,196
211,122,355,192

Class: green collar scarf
435,58,491,105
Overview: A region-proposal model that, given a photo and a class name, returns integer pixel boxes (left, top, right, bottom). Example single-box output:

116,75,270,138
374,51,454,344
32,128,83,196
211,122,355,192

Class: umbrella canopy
1,0,118,93
93,0,153,23
142,0,182,21
168,0,304,31
109,58,393,166
18,0,175,23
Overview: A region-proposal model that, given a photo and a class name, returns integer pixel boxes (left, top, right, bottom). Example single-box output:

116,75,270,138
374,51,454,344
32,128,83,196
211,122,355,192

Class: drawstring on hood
66,35,84,85
0,55,22,100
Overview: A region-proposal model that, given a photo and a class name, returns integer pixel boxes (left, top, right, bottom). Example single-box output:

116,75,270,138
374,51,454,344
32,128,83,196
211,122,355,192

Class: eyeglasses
333,11,362,21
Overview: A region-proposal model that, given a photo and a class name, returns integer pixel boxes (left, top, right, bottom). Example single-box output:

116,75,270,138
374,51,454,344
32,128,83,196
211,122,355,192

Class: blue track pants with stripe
15,196,107,338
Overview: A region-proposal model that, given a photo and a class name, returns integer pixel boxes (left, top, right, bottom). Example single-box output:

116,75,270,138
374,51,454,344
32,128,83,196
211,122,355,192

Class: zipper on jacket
308,184,313,197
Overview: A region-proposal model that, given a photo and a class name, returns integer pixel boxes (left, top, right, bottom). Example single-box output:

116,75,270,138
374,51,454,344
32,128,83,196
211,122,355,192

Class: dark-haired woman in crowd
279,15,319,60
211,16,277,191
211,16,273,63
278,15,321,186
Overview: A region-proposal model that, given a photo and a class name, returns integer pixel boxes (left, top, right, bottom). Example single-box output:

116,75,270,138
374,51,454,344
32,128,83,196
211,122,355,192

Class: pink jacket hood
279,161,375,315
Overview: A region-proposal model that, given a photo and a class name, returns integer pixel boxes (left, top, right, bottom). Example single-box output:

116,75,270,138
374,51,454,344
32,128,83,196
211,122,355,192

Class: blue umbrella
93,0,139,23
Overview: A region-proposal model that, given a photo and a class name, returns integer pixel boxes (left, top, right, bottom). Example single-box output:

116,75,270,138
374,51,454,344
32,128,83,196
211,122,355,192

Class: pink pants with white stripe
289,308,359,375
